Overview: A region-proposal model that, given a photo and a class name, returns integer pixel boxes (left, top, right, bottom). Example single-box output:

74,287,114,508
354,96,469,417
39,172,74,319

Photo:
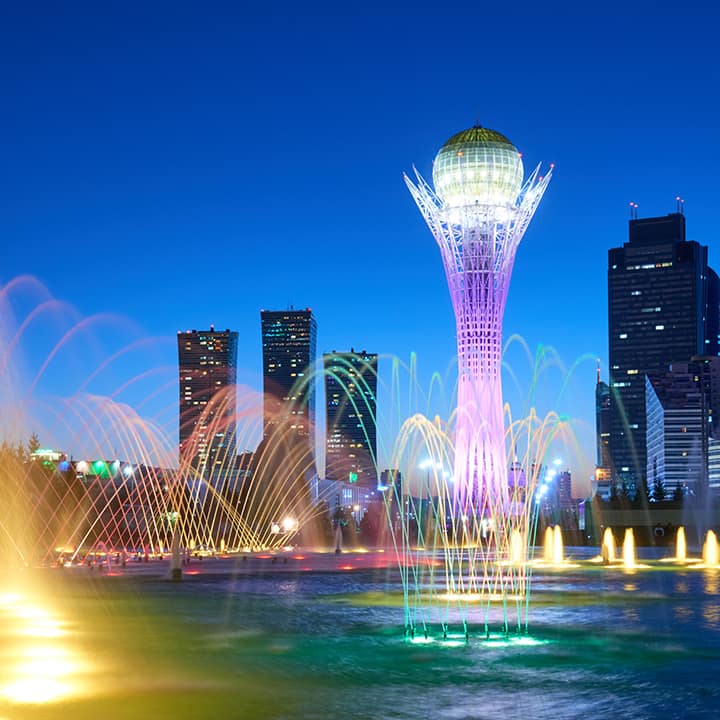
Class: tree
652,476,666,502
27,432,41,457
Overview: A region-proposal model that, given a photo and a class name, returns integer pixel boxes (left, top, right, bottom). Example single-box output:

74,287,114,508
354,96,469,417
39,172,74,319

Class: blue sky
3,1,720,494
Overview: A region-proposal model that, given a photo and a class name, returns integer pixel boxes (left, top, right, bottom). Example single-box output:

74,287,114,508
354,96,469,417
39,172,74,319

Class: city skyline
4,3,720,496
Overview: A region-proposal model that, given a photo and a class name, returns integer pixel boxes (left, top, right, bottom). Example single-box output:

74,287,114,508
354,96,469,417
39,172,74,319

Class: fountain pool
2,548,719,720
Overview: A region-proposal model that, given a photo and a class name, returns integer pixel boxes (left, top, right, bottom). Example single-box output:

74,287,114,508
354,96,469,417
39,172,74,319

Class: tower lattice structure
405,126,551,520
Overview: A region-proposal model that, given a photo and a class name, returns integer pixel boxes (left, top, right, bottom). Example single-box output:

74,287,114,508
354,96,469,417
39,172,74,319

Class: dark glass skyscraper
607,212,719,488
260,308,317,456
177,327,238,480
595,370,611,468
324,350,378,487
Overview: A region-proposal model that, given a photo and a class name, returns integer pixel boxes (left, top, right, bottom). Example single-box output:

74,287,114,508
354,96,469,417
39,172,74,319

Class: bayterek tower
405,125,551,524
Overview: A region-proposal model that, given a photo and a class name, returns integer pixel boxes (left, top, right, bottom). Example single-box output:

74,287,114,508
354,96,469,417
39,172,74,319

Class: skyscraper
177,327,238,480
608,212,719,489
260,308,317,456
594,361,613,499
323,349,378,486
595,363,611,468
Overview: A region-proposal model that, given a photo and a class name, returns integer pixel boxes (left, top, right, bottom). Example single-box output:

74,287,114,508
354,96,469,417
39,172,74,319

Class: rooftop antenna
676,196,685,214
597,358,601,385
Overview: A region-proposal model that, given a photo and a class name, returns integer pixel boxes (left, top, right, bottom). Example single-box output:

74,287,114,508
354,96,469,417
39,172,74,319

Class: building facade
323,349,378,487
607,212,719,490
646,367,705,498
260,308,317,456
595,363,611,464
177,327,238,481
646,357,720,499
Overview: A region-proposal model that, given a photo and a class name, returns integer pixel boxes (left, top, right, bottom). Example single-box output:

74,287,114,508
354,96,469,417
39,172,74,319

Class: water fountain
602,527,616,564
542,526,554,564
0,277,327,568
623,528,636,569
702,530,719,567
677,526,687,562
533,525,579,568
659,526,701,565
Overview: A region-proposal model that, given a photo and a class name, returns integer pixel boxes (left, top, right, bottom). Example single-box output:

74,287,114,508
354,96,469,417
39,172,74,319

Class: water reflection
674,605,693,624
702,603,720,630
0,587,93,705
622,607,640,623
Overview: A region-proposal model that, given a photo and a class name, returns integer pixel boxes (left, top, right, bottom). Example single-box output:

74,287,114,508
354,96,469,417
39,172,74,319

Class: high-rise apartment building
607,212,719,489
260,308,317,455
178,327,238,480
323,349,378,486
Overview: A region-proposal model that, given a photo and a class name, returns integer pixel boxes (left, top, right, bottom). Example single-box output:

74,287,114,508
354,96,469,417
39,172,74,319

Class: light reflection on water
0,586,94,706
702,603,720,629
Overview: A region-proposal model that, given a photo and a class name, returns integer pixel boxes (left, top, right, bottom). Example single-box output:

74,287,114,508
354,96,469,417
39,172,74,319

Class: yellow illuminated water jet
533,525,578,568
660,526,700,565
703,530,719,567
542,527,553,564
677,526,687,562
603,527,616,564
619,528,648,569
623,528,635,568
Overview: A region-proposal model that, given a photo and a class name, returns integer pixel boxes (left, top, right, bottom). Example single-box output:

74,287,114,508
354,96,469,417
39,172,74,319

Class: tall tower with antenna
405,125,551,523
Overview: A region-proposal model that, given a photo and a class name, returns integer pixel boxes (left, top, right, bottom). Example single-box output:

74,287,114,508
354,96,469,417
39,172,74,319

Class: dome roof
432,125,524,209
439,126,515,149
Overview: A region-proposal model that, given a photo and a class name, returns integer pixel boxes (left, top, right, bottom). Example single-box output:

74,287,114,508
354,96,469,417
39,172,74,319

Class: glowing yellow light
281,517,298,532
3,677,70,704
438,592,525,603
0,592,21,608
